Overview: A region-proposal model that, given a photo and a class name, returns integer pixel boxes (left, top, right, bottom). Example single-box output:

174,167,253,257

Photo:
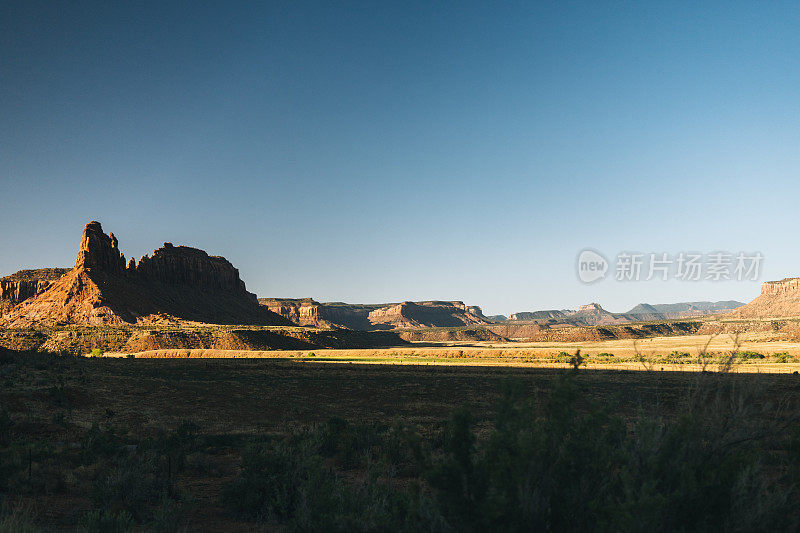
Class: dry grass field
106,332,800,373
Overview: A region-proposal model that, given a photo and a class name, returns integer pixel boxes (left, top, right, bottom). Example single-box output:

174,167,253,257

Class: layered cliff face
731,278,800,318
135,243,247,292
259,298,491,330
1,221,291,327
0,269,69,314
367,301,490,329
508,310,569,322
258,298,334,328
75,221,126,273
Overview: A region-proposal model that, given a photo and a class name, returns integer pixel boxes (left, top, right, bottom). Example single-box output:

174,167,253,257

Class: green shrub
597,352,615,357
0,501,38,533
149,495,181,532
0,409,11,445
90,348,104,358
79,510,134,533
221,440,344,524
126,353,135,360
90,453,162,522
220,374,800,531
773,352,797,363
425,374,797,532
735,351,765,360
554,351,572,362
81,423,121,461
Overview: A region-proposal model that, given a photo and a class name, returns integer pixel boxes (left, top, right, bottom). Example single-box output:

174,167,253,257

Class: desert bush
425,374,798,532
0,500,37,533
223,373,800,531
735,351,766,360
663,350,692,364
221,439,344,524
79,509,133,533
90,452,163,522
81,423,122,461
569,349,584,369
149,494,181,533
0,410,11,445
316,418,384,468
90,348,104,358
773,352,797,363
221,426,439,530
554,351,572,363
597,352,614,357
139,420,200,475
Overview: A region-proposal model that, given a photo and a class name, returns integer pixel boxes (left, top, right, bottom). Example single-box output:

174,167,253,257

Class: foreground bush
222,373,800,531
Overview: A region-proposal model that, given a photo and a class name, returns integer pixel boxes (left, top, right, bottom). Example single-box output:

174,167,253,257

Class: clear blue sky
1,1,798,316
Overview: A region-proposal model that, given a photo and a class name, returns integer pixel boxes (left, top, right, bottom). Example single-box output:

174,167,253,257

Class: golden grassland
99,332,800,373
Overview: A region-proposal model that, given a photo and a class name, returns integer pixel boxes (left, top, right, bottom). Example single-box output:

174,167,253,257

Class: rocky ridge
259,298,491,331
731,278,800,318
1,221,291,327
0,269,69,314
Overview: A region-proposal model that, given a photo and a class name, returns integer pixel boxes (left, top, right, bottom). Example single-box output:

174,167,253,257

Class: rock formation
75,221,126,273
730,278,800,318
367,301,490,329
258,298,491,330
508,310,569,321
1,221,291,327
258,298,334,328
626,301,743,320
503,300,745,327
0,269,69,314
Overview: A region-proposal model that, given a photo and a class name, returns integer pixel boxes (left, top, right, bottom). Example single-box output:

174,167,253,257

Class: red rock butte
0,221,291,327
730,277,800,319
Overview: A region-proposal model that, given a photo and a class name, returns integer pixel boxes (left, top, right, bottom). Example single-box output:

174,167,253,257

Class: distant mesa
508,310,570,321
627,301,744,320
730,278,800,318
258,298,491,331
1,221,291,327
504,300,744,327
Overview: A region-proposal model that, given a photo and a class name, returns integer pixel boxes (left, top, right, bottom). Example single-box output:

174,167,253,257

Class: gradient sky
1,1,798,316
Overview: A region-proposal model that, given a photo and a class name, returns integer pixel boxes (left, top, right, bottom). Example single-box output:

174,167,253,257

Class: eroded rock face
75,221,126,273
0,269,69,314
368,301,491,329
731,277,800,318
135,243,247,293
760,278,800,296
1,221,290,327
258,298,332,327
260,299,491,330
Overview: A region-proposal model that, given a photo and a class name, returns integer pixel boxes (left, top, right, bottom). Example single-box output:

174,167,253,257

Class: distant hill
626,301,744,319
503,300,745,327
